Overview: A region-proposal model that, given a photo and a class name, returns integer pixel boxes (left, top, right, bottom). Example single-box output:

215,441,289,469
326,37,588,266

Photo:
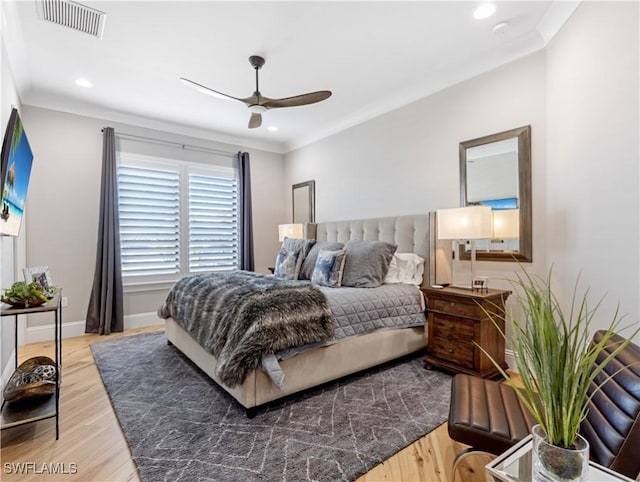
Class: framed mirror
459,125,532,262
292,180,315,223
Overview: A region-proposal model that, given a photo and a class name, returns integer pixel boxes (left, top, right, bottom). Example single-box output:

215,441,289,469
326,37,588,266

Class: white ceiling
3,1,577,153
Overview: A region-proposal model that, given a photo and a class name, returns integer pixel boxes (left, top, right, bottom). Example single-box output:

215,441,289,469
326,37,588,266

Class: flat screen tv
1,108,34,237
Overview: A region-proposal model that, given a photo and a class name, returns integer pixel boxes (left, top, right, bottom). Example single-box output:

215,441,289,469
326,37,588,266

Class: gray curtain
236,151,254,271
85,127,124,334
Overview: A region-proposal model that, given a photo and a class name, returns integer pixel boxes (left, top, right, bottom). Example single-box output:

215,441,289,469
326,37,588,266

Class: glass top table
485,435,635,482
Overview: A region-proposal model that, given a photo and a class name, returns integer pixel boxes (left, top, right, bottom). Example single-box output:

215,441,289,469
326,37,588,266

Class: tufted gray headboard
303,213,435,287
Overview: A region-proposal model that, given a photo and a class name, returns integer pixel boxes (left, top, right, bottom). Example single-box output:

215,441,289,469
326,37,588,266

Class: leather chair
447,331,640,480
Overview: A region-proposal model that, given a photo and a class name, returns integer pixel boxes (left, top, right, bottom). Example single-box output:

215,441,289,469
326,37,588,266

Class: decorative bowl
3,356,59,403
1,298,47,308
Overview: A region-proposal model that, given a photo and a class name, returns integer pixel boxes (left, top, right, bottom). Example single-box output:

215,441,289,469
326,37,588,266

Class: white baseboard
124,312,164,330
505,349,518,373
25,320,86,343
25,312,163,344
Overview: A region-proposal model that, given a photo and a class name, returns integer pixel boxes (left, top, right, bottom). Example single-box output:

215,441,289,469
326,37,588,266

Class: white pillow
384,253,425,285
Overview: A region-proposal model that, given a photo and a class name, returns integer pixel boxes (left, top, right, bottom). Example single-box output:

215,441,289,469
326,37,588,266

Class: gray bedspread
322,283,426,338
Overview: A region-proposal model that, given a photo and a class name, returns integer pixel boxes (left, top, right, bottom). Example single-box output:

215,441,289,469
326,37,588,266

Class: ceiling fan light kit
248,105,267,114
181,55,332,129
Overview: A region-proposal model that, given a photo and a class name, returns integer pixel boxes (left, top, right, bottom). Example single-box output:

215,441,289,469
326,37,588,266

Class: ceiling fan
180,55,332,129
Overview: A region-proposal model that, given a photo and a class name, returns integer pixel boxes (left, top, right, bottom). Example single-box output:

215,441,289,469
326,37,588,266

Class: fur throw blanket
158,271,335,387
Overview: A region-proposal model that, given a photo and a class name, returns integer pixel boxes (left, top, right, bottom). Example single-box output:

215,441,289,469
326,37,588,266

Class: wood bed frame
165,213,434,415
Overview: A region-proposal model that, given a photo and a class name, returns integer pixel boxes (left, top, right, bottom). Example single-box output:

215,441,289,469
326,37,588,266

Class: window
188,172,238,273
117,154,238,284
118,165,180,278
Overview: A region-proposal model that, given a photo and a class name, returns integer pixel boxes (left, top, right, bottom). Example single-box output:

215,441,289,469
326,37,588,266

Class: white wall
285,51,548,290
250,149,288,273
546,2,640,341
20,106,285,333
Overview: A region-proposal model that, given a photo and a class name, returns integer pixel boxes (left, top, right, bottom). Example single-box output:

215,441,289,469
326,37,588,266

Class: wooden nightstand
422,286,510,378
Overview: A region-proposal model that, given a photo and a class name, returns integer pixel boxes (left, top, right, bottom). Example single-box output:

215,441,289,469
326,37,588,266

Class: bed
162,213,434,415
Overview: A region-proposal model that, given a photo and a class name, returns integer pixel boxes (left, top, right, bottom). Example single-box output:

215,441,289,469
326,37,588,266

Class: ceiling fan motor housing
249,56,265,70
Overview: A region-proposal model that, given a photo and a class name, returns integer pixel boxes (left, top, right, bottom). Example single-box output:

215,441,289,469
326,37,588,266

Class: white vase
532,425,589,482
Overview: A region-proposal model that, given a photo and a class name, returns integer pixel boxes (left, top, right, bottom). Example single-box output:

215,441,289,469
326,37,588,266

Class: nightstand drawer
430,337,474,368
431,299,481,318
431,315,474,340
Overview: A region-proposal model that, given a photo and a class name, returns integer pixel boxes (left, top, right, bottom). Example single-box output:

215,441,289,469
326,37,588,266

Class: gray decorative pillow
311,249,347,287
274,237,315,280
282,237,315,261
341,240,398,288
299,241,345,280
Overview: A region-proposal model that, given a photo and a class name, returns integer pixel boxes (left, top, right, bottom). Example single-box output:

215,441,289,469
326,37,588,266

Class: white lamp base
450,240,477,290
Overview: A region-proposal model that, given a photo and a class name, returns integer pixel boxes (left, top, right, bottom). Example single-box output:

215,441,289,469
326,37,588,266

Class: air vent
36,0,106,39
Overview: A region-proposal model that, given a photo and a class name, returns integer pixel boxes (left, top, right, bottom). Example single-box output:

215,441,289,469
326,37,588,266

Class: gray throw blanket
157,271,334,387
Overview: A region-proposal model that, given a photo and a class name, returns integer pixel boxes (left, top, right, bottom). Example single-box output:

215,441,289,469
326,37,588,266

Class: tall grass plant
483,268,639,448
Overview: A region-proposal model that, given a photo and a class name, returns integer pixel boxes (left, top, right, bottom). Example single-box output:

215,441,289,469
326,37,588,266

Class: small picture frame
23,266,53,288
472,276,488,292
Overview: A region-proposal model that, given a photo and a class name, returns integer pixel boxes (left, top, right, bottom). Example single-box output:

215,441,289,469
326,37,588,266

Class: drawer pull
448,349,453,354
449,324,454,329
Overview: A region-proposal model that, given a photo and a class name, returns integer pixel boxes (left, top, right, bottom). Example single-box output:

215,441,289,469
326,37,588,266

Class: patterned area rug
91,332,451,482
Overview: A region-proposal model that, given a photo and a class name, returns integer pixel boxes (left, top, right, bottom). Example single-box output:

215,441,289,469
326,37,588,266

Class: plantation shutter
118,165,180,277
188,172,239,272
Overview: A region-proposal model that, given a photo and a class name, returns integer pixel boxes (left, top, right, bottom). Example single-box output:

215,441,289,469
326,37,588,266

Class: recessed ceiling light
75,78,93,88
474,3,496,19
267,126,279,132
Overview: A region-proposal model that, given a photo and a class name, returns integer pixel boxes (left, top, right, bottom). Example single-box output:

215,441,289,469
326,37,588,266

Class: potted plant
482,268,639,482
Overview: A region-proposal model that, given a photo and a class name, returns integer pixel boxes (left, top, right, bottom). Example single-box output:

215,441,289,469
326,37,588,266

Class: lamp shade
437,206,492,240
278,223,304,242
492,209,520,239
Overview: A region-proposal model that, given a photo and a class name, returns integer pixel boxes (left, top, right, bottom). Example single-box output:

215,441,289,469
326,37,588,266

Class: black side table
0,292,62,439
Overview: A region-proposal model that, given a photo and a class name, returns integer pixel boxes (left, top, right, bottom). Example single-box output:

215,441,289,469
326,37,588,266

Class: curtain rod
102,129,238,157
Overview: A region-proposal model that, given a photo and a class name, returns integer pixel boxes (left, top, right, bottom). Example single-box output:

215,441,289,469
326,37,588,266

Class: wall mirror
292,180,315,223
459,125,532,262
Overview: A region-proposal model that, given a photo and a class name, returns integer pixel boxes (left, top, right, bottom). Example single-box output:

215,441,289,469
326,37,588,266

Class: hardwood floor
1,326,491,481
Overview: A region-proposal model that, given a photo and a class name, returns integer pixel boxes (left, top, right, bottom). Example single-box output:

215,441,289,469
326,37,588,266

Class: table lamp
437,206,492,288
278,223,304,242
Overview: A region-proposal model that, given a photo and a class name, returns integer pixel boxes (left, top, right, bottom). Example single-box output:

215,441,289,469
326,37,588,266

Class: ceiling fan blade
262,91,332,109
180,78,244,103
248,112,262,129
